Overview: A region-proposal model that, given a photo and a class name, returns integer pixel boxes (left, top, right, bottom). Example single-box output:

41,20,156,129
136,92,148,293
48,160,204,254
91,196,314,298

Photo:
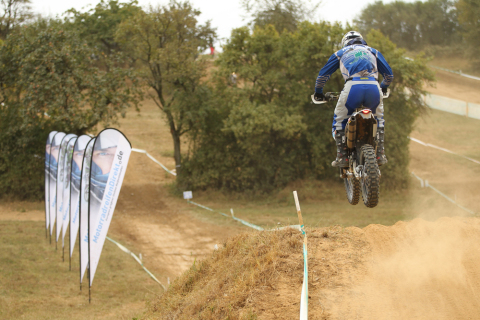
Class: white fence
425,94,480,120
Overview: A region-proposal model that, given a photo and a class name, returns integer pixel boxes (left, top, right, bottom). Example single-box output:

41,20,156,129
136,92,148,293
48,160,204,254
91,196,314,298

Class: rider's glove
381,87,388,95
314,92,325,101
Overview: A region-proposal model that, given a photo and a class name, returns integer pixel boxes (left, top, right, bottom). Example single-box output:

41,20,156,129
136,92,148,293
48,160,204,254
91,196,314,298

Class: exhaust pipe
346,117,356,149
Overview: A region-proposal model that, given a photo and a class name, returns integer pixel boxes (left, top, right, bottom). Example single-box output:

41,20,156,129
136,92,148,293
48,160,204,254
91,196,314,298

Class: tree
180,24,434,192
0,0,31,39
0,20,142,199
116,1,216,177
65,0,141,56
355,0,459,50
241,0,319,33
456,0,480,69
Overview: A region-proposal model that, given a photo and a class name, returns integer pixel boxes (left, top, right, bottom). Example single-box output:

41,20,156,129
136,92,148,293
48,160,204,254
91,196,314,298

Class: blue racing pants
332,77,384,136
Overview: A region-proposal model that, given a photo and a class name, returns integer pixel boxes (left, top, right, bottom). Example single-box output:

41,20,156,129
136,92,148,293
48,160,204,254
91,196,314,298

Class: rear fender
355,114,377,148
358,109,373,120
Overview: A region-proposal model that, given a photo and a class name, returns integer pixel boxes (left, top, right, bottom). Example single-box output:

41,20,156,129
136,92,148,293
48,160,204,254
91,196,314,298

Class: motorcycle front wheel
344,171,360,205
359,144,380,208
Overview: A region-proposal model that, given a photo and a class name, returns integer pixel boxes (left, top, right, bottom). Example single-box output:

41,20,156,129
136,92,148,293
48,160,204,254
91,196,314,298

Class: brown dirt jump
144,217,480,320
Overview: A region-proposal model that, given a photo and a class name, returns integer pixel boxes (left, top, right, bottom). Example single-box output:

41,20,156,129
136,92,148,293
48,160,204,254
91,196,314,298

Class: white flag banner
89,129,131,286
62,136,77,247
71,135,93,259
80,138,95,284
56,134,76,243
45,131,57,234
49,132,65,237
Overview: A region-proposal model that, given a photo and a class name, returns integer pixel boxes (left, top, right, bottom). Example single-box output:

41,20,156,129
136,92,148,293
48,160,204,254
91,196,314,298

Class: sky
31,0,420,43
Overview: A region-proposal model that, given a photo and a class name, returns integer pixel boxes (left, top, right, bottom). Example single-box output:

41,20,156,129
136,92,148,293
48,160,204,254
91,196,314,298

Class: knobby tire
359,145,380,208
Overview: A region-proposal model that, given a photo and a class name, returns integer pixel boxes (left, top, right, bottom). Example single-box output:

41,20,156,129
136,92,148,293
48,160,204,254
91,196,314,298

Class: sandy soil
316,217,480,319
289,217,480,320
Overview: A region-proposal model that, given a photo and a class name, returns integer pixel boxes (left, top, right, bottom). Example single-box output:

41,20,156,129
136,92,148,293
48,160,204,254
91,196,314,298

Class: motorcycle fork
340,147,356,179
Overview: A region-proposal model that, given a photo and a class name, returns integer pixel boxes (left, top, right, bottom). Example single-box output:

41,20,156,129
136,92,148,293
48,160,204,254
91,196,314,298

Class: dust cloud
327,217,480,319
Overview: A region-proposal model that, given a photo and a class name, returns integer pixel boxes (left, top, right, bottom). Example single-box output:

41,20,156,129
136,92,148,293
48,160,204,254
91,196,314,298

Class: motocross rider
313,31,393,167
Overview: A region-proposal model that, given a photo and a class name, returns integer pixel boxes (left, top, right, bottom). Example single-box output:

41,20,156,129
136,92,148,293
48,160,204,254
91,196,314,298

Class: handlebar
311,89,390,105
310,92,340,105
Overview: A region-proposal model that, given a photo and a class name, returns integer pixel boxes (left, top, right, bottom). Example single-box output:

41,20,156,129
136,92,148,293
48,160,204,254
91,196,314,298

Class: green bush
179,26,434,193
0,103,51,199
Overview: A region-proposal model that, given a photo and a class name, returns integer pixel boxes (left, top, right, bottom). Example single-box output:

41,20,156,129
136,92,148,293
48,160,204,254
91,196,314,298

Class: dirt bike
311,90,390,208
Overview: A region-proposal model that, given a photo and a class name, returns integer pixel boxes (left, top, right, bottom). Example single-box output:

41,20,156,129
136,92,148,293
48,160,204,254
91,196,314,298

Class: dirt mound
142,217,480,319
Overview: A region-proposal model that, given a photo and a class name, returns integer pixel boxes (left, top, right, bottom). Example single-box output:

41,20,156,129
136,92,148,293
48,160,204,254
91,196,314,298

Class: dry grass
143,228,304,319
142,226,370,320
0,220,161,320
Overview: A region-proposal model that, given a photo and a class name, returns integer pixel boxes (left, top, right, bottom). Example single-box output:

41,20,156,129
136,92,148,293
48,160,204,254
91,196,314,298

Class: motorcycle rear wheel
344,173,360,205
359,144,380,208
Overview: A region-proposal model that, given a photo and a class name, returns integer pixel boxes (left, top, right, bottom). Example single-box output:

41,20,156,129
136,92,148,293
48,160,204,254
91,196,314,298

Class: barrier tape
293,191,308,320
106,236,167,290
187,200,264,231
430,65,480,81
267,224,302,232
187,200,305,233
410,172,476,215
301,236,308,320
131,148,177,176
404,58,480,81
409,137,480,165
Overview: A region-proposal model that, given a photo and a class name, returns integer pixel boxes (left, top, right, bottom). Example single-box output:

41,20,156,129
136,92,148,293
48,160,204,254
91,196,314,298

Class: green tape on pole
187,200,264,230
106,236,166,290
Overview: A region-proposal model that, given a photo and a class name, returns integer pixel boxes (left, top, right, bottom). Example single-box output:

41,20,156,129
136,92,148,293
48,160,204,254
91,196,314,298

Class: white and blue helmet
342,31,364,47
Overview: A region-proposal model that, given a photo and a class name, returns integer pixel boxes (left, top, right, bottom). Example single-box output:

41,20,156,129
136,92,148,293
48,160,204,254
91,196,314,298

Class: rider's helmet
342,31,364,47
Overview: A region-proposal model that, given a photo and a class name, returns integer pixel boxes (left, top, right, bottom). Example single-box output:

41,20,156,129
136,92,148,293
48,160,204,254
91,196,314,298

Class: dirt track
109,151,243,282
426,69,480,104
321,217,480,319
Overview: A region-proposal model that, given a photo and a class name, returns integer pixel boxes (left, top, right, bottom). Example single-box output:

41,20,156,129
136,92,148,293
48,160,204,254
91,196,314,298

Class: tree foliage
456,0,480,69
0,20,141,199
241,0,319,33
180,25,434,193
0,0,31,39
355,0,460,51
65,0,141,56
116,1,216,176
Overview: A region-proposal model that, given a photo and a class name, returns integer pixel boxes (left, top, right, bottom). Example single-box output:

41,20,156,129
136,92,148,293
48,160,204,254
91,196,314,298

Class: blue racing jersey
315,44,393,93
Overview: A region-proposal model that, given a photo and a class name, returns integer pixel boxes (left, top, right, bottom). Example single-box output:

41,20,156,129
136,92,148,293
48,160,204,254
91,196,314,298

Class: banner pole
69,203,72,271
55,222,57,251
88,229,91,303
88,162,91,304
88,206,91,303
79,203,82,290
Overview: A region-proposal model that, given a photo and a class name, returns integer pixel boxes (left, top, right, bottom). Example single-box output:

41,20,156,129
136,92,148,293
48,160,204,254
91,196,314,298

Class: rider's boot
376,127,388,166
332,130,349,168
